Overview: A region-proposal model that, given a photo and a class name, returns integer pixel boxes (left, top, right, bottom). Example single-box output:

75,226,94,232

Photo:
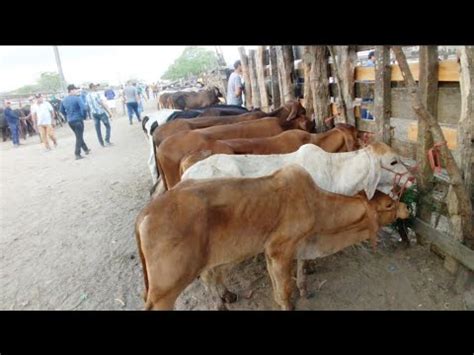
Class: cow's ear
286,102,298,121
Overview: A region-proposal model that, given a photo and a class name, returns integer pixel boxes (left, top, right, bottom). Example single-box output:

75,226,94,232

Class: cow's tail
135,217,149,303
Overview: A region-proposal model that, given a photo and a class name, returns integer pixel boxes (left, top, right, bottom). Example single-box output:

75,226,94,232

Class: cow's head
365,142,415,199
282,99,312,131
370,191,410,226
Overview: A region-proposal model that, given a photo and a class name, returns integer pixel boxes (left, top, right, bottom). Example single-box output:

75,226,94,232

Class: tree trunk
302,46,314,119
311,46,331,132
416,46,438,245
328,46,356,126
392,46,473,249
269,46,281,109
238,47,252,109
277,46,296,103
256,46,270,112
248,50,261,109
458,46,474,200
374,45,392,144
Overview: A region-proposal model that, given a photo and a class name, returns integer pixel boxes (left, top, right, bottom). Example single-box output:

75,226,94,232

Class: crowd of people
1,80,156,160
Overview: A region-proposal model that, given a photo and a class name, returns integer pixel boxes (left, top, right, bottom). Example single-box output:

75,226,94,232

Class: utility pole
53,46,67,94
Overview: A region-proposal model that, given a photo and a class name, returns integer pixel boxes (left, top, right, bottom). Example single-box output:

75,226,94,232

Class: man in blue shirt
86,83,113,147
104,87,117,117
60,84,91,160
366,51,376,67
3,100,21,147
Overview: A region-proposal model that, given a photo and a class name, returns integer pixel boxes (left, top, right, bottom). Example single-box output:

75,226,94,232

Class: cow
135,165,409,310
144,107,256,185
182,142,414,200
178,123,360,175
157,100,311,189
158,92,173,109
170,87,223,110
153,109,267,149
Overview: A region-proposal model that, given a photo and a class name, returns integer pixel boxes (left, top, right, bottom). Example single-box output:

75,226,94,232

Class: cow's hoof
281,303,295,311
221,290,238,304
298,288,309,299
217,302,229,311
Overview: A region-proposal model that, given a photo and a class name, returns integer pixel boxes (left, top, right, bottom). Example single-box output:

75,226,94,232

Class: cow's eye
390,160,397,166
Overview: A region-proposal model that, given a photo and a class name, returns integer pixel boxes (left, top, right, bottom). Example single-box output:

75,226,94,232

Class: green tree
10,72,62,95
37,72,62,92
162,47,219,81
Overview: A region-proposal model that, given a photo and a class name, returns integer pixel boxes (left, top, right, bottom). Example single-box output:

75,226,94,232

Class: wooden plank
407,123,457,149
413,218,474,271
355,60,460,82
374,46,391,144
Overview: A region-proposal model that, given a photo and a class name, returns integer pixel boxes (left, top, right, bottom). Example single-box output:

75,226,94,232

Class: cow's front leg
265,246,297,310
296,260,309,298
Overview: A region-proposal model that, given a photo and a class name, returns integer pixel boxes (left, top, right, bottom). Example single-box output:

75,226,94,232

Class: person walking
86,83,113,147
123,81,141,125
60,84,91,160
31,94,57,151
3,100,21,147
104,86,117,117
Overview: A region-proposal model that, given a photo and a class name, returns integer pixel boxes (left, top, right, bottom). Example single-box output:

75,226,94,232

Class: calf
135,165,409,310
157,100,311,189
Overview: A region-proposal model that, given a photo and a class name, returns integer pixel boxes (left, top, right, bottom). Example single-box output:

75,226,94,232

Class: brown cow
157,100,310,189
178,123,360,175
171,87,223,110
135,165,409,310
153,109,267,148
158,93,172,109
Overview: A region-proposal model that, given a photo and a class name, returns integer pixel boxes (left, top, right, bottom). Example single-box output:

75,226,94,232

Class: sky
0,46,257,92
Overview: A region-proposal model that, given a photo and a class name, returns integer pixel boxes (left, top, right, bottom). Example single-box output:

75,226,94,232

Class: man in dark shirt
3,100,21,147
60,84,91,160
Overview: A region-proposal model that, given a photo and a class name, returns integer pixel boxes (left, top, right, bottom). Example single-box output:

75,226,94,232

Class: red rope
427,141,447,174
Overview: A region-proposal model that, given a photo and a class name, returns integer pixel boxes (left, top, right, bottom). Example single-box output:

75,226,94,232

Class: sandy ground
0,100,470,310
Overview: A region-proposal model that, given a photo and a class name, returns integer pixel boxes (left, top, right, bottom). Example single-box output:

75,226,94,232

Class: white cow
181,142,413,199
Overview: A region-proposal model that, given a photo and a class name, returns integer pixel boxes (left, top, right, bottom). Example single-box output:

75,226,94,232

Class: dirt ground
0,100,470,310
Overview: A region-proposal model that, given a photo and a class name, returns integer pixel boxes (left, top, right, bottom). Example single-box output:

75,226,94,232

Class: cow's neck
299,146,376,196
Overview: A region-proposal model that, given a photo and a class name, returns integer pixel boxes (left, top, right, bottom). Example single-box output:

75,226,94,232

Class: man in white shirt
31,94,57,151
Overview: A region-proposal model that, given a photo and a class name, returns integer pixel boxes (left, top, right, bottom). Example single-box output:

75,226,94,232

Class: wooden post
374,46,392,144
256,46,270,112
238,47,253,109
277,46,296,103
392,46,473,251
444,46,474,274
311,46,331,132
248,50,261,109
302,46,314,119
329,46,356,126
458,46,474,200
269,46,281,109
328,46,347,124
415,46,438,245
